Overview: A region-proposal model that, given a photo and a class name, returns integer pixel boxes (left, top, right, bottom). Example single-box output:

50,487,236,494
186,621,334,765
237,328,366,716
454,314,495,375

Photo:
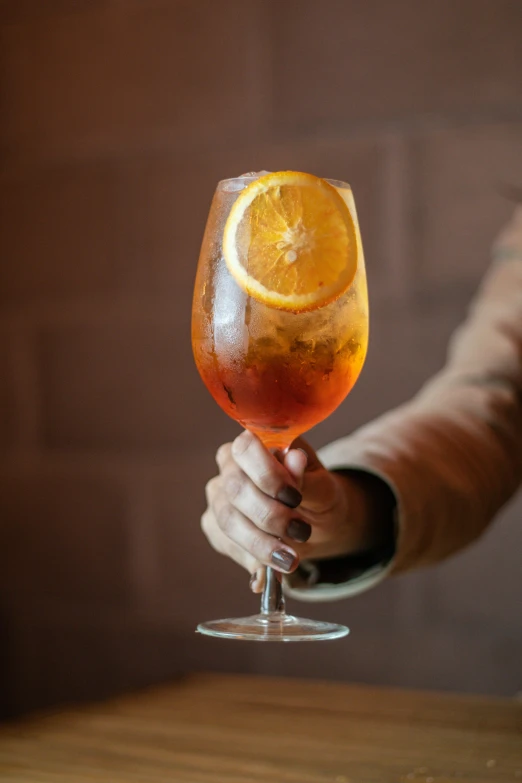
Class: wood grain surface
0,673,521,782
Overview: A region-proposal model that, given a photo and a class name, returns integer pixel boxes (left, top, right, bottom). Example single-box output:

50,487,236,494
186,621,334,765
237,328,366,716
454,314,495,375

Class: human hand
202,430,387,592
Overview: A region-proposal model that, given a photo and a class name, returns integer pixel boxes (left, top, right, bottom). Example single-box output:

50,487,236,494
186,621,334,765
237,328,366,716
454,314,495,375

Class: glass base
196,613,349,642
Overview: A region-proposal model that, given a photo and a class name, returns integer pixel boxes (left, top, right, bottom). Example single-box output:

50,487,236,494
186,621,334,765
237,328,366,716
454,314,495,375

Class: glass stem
261,567,285,615
259,440,292,618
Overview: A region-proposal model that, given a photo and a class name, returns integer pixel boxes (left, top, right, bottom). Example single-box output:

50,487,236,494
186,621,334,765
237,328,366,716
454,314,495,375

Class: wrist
286,468,397,592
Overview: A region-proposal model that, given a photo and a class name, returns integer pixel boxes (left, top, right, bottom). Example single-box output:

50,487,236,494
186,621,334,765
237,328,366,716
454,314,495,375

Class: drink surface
192,176,369,450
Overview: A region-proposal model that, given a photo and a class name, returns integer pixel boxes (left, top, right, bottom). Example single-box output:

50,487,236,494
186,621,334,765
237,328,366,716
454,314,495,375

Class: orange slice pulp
222,171,358,313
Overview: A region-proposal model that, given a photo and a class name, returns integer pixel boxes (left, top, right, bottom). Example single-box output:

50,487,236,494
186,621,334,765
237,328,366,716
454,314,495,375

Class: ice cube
221,171,271,192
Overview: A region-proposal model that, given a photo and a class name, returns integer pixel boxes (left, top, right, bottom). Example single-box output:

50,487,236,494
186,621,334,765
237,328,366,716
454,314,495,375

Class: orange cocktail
192,172,368,451
192,171,368,641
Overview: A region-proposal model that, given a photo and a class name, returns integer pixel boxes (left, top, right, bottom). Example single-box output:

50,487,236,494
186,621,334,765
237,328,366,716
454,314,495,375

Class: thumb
283,447,308,490
289,437,338,513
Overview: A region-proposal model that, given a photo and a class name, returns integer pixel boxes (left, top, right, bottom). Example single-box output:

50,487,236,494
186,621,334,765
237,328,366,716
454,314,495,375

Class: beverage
192,179,368,450
192,171,368,641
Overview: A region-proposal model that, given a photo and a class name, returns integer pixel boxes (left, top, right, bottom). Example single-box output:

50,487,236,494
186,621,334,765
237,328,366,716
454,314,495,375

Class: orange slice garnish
223,171,358,313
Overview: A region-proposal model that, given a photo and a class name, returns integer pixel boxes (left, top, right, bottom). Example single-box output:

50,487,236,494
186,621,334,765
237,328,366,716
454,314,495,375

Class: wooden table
0,673,520,782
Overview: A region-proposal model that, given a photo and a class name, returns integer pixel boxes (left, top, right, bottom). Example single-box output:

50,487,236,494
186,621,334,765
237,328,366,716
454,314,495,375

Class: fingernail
271,549,297,573
276,485,302,508
249,573,258,591
287,519,311,543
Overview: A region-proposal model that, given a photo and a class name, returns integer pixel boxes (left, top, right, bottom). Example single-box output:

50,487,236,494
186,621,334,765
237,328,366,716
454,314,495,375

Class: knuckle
200,514,221,553
256,466,277,494
231,430,254,458
216,502,234,534
224,470,244,502
249,531,271,560
200,510,212,537
216,442,232,467
204,476,220,504
258,499,283,532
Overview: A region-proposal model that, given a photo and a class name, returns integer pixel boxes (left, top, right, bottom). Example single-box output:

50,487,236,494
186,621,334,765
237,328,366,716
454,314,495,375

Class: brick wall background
1,0,521,716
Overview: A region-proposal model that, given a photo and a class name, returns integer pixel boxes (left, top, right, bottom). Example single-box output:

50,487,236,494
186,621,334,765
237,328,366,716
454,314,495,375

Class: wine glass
192,171,369,641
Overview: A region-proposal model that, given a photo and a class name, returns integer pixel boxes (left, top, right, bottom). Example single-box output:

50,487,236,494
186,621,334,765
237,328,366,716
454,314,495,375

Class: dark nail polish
277,485,302,508
271,549,297,573
287,519,312,543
